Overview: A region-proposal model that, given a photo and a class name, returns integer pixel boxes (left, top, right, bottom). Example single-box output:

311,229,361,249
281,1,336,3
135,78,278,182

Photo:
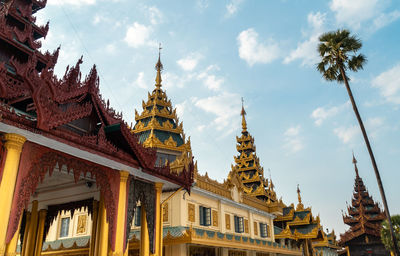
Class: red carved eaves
32,0,47,11
13,22,41,50
0,0,14,16
120,123,156,169
0,14,14,40
0,104,142,170
5,142,121,251
17,3,35,23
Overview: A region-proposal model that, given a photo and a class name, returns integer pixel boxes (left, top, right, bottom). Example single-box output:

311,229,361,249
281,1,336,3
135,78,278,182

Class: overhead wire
55,0,124,115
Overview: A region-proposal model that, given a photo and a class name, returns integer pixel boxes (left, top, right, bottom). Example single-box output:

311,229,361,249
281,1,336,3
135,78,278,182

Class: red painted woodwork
6,141,121,250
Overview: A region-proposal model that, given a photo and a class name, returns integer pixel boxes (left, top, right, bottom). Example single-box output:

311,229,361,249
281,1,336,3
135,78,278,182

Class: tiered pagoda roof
274,185,324,241
339,155,386,245
132,53,196,174
313,229,341,252
230,103,276,202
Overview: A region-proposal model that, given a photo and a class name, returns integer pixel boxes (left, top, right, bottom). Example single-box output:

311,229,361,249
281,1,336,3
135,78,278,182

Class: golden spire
352,152,359,178
297,184,302,205
241,97,247,132
296,184,304,211
155,43,163,89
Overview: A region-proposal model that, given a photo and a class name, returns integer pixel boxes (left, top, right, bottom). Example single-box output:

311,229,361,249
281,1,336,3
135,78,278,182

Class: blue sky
36,0,400,235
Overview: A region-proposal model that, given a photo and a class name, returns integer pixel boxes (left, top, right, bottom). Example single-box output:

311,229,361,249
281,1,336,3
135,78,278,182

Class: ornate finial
241,97,247,132
155,43,163,88
296,184,304,211
352,152,359,177
297,184,302,204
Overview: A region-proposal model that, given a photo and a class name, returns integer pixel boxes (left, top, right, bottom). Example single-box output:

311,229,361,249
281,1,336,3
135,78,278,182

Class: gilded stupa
230,101,277,202
132,51,196,174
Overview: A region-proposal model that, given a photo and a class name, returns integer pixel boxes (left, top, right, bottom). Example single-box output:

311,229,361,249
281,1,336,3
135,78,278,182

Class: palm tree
317,29,399,256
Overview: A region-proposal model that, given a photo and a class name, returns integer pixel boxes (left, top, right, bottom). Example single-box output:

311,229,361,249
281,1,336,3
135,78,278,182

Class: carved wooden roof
0,0,194,191
339,155,386,245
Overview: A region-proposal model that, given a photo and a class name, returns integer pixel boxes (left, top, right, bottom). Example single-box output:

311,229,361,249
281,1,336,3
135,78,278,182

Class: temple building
0,1,194,256
230,106,331,256
128,57,302,256
0,1,342,255
339,155,388,256
313,230,340,256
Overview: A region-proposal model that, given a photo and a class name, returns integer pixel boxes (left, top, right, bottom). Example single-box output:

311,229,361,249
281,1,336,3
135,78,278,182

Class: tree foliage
382,215,400,252
317,29,366,82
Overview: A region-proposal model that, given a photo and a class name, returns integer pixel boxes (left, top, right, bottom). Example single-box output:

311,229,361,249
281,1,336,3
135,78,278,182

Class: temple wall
45,208,92,242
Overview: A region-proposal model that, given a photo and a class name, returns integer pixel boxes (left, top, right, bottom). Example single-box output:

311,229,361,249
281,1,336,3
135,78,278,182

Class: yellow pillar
140,206,149,256
24,201,39,256
0,133,26,254
89,200,99,256
5,213,22,256
152,183,163,256
95,196,109,256
33,209,46,256
113,171,129,256
21,212,31,256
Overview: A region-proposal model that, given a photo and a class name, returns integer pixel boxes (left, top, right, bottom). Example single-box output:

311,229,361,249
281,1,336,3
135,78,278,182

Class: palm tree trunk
339,66,399,255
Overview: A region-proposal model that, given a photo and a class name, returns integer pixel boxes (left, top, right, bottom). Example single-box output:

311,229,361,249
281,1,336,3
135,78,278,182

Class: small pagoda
132,51,196,174
230,102,277,202
274,185,324,256
339,155,388,256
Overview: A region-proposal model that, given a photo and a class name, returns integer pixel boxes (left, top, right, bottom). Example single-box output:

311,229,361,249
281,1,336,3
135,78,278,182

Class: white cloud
311,101,349,126
124,22,155,48
367,117,384,128
284,12,326,66
197,65,224,91
48,0,96,6
203,75,224,91
237,28,280,66
196,0,209,11
175,101,187,118
330,0,378,29
162,72,189,89
372,11,400,31
283,125,304,153
366,117,385,139
105,43,116,54
194,92,241,133
372,64,400,104
147,6,163,25
132,72,148,89
329,0,399,31
333,125,359,144
177,53,203,71
226,0,244,17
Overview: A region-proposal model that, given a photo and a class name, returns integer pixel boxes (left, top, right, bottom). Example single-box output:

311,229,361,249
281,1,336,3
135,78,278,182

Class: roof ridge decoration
296,184,305,211
132,52,197,175
230,100,277,202
339,154,386,246
0,1,194,191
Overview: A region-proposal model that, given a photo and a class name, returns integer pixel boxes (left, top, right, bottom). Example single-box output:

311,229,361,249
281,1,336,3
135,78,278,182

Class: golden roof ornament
296,184,304,211
155,43,163,88
352,152,359,178
241,97,247,132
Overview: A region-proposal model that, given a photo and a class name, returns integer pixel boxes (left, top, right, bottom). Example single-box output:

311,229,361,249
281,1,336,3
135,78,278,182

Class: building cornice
192,186,276,219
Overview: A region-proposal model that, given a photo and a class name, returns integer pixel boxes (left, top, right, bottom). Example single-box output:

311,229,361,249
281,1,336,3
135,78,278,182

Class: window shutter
234,216,239,232
134,206,141,226
239,217,244,233
199,206,204,226
205,208,211,226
